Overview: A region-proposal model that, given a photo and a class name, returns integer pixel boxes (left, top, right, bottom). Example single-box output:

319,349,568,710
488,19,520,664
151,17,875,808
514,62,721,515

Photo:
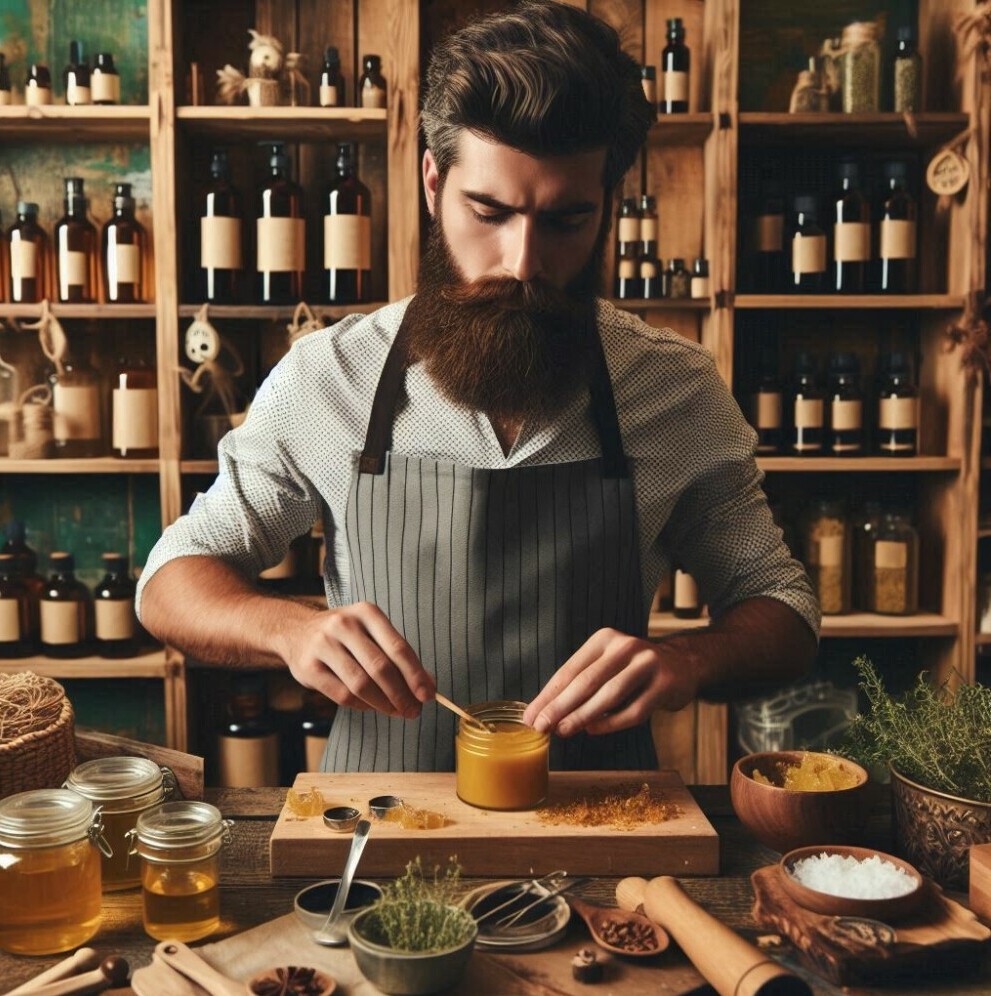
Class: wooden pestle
616,876,811,996
14,957,129,996
3,949,101,995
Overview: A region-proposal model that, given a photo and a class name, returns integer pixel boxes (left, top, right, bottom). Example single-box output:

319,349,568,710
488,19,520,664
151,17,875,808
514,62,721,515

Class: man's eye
471,210,508,226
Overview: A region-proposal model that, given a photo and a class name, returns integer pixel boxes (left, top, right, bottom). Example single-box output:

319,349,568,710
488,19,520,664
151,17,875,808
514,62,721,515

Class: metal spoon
312,817,372,946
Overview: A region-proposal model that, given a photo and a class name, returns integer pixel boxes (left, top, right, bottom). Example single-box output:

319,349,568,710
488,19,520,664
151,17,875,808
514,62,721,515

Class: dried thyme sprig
841,657,991,803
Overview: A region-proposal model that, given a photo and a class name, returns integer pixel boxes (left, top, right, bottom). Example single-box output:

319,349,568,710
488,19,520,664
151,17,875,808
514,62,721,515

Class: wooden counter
1,787,988,995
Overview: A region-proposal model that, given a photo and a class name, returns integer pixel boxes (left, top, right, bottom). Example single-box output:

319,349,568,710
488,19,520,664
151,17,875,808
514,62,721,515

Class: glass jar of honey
0,788,109,954
127,801,233,942
455,701,549,811
64,756,176,891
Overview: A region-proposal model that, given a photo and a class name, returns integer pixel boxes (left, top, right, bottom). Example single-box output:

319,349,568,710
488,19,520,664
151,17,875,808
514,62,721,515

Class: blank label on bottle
880,219,917,260
794,397,824,428
663,70,689,103
815,535,844,568
0,600,21,642
879,396,918,429
256,216,305,273
66,82,91,105
110,243,140,285
323,214,372,270
0,91,10,106
319,84,338,107
361,84,386,109
640,217,658,242
41,600,80,645
95,598,136,640
54,383,100,441
617,257,636,279
691,276,710,299
91,72,120,103
792,234,826,274
831,398,863,430
641,78,657,104
11,240,37,280
754,391,782,429
201,216,243,270
756,215,783,252
217,733,280,787
26,82,53,106
618,217,640,244
875,540,908,570
58,247,88,298
834,222,870,262
673,570,698,609
639,259,658,279
113,387,158,452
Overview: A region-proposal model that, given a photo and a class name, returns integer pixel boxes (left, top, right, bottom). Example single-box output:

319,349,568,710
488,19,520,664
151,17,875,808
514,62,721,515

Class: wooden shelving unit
175,105,387,140
735,294,965,310
757,456,961,473
0,304,158,319
738,111,971,148
649,612,959,639
0,459,161,474
176,302,384,320
0,104,151,141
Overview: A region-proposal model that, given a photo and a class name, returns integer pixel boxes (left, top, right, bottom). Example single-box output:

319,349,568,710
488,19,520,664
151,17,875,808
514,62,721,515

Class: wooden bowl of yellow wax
730,750,872,854
455,701,549,810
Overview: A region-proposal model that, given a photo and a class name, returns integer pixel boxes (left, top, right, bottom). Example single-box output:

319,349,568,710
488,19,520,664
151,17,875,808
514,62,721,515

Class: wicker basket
0,681,76,799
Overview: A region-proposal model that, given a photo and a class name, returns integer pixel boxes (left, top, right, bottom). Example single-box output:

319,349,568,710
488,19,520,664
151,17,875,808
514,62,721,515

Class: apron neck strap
359,298,629,478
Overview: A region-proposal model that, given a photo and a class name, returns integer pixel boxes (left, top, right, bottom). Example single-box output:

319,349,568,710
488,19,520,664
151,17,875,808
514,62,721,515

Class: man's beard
405,206,608,427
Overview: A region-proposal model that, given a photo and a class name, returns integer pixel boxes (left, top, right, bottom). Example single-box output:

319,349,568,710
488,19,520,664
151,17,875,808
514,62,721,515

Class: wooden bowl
730,750,872,853
780,845,924,922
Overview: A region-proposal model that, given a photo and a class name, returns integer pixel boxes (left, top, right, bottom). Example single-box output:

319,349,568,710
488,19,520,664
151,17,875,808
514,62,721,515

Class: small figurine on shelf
216,29,284,107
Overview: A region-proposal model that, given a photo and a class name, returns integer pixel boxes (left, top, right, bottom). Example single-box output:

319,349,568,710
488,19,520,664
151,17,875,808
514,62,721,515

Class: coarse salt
788,852,918,899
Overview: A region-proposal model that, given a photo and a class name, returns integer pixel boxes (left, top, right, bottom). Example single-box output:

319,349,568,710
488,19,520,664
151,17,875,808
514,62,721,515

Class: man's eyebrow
462,190,598,215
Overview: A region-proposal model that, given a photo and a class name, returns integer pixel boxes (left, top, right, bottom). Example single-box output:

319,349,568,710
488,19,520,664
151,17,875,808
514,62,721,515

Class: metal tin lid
0,788,99,848
65,756,168,809
134,800,229,849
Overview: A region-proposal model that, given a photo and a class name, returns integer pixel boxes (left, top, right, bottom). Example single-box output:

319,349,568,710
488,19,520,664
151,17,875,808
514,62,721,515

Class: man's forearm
660,596,817,702
139,556,323,667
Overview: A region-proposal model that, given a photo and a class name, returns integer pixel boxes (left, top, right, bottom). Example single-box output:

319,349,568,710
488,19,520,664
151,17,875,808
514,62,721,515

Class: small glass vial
840,21,880,113
102,182,145,303
790,195,826,293
0,53,12,105
853,501,882,611
0,553,33,657
128,801,233,942
666,257,690,299
91,52,120,105
640,65,657,109
65,757,175,890
870,511,919,615
827,352,864,456
8,202,48,305
790,352,824,456
673,567,702,618
691,257,710,299
26,64,53,107
456,701,549,810
638,195,660,299
876,351,919,456
0,789,108,954
893,26,922,114
319,46,344,107
660,17,690,114
803,498,852,615
93,552,139,658
40,551,92,658
359,54,386,109
751,348,783,455
63,40,91,106
54,177,98,303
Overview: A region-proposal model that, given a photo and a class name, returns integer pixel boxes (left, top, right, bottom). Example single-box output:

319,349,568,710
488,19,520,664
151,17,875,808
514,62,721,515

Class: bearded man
137,1,818,772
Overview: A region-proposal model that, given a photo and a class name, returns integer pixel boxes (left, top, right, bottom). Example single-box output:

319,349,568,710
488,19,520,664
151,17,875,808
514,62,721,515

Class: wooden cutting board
751,863,991,986
270,771,718,877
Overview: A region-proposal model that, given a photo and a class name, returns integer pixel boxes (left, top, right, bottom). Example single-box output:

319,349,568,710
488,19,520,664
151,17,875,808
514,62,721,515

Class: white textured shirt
136,297,820,636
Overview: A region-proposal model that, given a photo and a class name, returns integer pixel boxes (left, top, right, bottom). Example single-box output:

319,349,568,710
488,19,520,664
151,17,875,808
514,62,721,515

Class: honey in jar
455,701,549,810
128,800,233,942
0,788,108,954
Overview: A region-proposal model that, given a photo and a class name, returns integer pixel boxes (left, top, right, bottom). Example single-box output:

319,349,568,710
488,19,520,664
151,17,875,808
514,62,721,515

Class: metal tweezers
473,870,585,929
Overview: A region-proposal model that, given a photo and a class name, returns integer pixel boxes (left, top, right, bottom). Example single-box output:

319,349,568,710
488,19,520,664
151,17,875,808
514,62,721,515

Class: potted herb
347,857,478,996
842,657,991,888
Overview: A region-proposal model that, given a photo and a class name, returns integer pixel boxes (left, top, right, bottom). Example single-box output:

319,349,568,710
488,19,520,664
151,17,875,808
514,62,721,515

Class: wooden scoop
616,876,812,996
566,894,669,957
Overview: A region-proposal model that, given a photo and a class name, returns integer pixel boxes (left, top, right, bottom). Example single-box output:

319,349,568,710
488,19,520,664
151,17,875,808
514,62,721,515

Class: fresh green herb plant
842,656,991,803
359,857,476,952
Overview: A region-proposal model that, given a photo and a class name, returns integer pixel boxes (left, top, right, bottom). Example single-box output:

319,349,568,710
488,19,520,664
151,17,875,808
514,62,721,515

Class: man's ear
423,148,439,217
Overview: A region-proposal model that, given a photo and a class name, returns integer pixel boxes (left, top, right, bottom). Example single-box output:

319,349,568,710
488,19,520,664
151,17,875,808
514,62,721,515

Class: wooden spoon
566,894,669,958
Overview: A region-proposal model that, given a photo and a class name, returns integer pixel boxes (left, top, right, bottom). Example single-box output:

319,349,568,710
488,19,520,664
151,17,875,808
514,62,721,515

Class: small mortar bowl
294,878,384,932
780,844,925,922
369,795,403,819
323,806,361,832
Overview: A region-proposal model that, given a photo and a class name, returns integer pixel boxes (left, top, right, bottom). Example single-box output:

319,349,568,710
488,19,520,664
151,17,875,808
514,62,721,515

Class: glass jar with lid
802,498,852,615
64,756,176,890
0,788,109,954
840,21,880,113
869,510,919,615
127,801,233,941
455,701,549,811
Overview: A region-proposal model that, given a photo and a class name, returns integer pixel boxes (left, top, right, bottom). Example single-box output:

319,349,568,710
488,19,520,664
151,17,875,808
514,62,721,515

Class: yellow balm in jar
455,701,549,810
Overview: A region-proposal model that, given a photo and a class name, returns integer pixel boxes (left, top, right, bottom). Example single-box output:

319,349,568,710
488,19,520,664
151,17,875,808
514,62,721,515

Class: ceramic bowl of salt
780,845,925,922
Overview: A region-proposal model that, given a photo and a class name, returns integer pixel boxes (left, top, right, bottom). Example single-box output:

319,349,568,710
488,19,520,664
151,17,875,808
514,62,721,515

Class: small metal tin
323,806,361,832
368,795,403,819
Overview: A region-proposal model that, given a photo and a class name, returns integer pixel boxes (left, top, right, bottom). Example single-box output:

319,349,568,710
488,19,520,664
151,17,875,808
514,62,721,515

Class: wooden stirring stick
4,948,100,996
434,692,493,731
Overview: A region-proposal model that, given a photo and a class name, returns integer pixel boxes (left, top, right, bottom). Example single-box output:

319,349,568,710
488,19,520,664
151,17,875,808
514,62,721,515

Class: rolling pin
3,949,101,995
616,876,811,996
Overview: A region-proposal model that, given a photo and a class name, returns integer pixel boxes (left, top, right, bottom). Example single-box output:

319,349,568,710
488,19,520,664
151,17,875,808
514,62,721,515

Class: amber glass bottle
200,149,242,303
54,178,97,303
90,53,120,105
1,521,44,642
216,674,280,787
319,46,344,107
112,353,158,459
878,161,918,293
359,54,386,108
256,143,304,305
63,40,91,106
50,349,106,458
660,19,690,113
8,202,47,304
93,553,137,658
0,554,33,658
324,143,372,304
102,183,144,304
832,160,870,294
40,552,92,659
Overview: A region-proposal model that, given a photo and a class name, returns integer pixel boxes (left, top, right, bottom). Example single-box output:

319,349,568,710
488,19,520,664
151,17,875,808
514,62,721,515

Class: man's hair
421,0,653,191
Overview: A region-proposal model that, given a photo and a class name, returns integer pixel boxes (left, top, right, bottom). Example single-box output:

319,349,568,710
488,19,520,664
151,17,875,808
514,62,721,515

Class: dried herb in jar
804,499,851,614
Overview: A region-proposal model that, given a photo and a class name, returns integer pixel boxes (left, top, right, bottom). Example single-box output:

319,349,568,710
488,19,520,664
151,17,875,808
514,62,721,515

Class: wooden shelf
0,458,160,473
739,112,970,148
649,611,958,639
0,648,172,679
735,294,964,310
608,297,710,311
647,113,714,146
976,633,991,646
0,105,151,142
176,106,387,141
0,303,156,320
181,460,219,474
177,302,384,320
758,456,961,472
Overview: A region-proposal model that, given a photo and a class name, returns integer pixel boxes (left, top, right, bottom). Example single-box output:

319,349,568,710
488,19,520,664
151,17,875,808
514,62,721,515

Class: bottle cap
102,552,128,569
671,257,686,268
693,257,709,274
794,194,817,215
95,52,116,68
794,351,817,374
17,201,39,217
641,65,656,80
620,197,639,212
50,551,74,568
114,182,134,209
837,159,860,182
884,160,909,181
65,177,85,196
69,40,85,65
896,25,915,44
29,64,52,84
639,193,656,211
882,350,911,372
829,352,859,373
4,520,26,544
262,142,289,170
337,141,356,157
667,17,684,32
363,54,381,69
324,45,340,67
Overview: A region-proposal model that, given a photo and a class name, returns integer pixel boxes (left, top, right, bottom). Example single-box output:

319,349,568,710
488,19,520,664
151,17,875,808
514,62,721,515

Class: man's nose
505,216,543,282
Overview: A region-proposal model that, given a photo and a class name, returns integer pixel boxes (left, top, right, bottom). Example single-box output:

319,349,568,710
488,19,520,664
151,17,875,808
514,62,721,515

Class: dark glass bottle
0,53,11,105
893,26,922,114
93,553,138,658
26,64,53,107
1,521,44,642
673,567,702,618
200,149,242,303
91,52,120,105
750,348,783,455
614,197,641,299
301,689,336,772
63,40,91,106
0,554,33,658
54,177,97,303
256,143,305,305
827,352,865,456
359,54,386,109
640,65,657,111
216,674,280,787
876,351,919,456
666,258,690,298
638,195,660,299
878,161,918,293
790,352,824,456
751,175,786,293
832,160,870,294
8,202,47,304
324,142,372,304
319,46,344,107
112,352,158,459
790,195,826,293
40,552,92,659
102,183,144,303
691,257,710,299
50,348,106,458
660,18,690,114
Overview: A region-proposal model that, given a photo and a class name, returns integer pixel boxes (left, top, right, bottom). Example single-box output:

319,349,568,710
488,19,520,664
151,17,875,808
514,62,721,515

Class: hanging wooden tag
926,148,970,196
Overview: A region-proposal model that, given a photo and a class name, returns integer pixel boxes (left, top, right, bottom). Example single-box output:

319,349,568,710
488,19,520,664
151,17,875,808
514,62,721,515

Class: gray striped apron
323,300,656,772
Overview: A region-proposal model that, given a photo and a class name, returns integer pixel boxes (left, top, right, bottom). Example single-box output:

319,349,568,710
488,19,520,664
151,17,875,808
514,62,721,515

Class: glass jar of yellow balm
127,801,233,942
455,701,549,810
0,788,109,954
65,756,176,890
